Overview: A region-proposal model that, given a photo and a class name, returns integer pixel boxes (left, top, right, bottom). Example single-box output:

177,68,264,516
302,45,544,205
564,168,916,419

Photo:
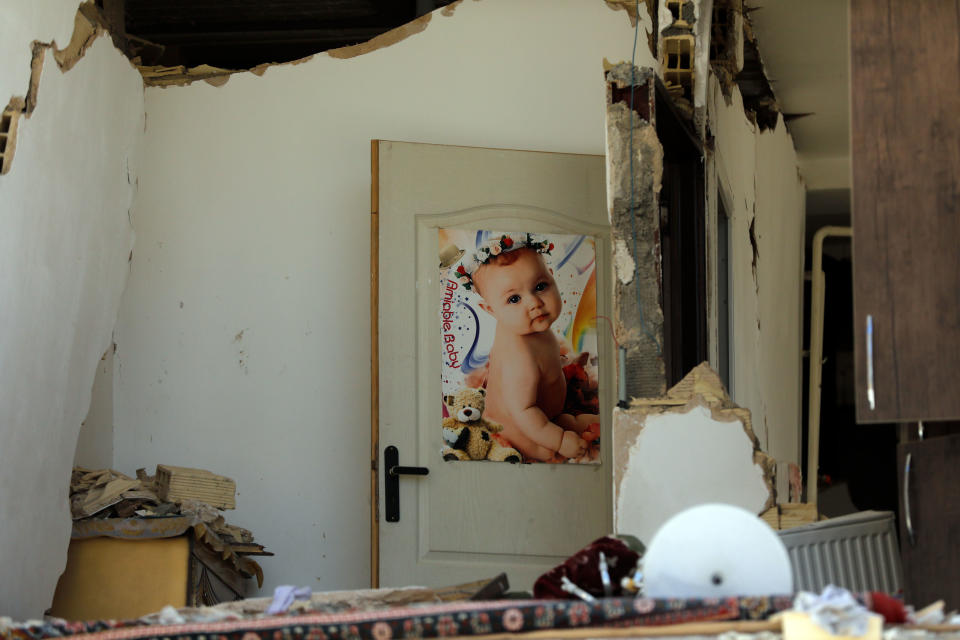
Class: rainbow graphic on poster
438,228,600,464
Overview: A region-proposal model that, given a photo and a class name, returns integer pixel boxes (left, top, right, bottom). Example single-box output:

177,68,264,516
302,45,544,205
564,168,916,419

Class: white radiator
778,510,903,594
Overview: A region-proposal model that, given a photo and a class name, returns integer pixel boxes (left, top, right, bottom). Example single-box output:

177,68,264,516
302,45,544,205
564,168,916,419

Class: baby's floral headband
453,232,554,291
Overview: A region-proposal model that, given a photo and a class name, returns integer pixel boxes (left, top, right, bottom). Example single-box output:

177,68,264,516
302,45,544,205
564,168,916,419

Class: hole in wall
0,111,10,153
0,101,24,176
98,0,459,71
710,0,737,66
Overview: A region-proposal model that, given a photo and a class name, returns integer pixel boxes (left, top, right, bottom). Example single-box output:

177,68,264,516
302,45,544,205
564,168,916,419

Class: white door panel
377,141,613,590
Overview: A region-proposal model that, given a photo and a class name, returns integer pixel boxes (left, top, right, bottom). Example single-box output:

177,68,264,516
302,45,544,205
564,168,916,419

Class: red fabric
868,591,907,623
533,536,640,599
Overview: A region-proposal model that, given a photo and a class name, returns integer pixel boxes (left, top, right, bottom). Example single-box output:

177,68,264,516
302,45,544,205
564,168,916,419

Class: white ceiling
747,0,851,200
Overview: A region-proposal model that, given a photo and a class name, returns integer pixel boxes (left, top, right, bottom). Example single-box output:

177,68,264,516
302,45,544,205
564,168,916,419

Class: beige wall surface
0,2,144,619
113,0,804,597
113,0,649,597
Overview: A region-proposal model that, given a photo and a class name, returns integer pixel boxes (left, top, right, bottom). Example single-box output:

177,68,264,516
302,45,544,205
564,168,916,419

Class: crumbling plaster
706,72,805,481
605,64,667,399
0,0,144,619
604,0,803,502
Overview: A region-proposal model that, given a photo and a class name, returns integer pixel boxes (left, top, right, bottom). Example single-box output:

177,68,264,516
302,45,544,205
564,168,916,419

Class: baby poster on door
439,228,600,464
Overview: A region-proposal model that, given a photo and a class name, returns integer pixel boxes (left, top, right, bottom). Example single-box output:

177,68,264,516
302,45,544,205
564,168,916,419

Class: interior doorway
656,82,707,387
802,209,898,517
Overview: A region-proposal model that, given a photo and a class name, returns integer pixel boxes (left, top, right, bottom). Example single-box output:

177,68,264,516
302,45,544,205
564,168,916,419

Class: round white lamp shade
643,503,793,598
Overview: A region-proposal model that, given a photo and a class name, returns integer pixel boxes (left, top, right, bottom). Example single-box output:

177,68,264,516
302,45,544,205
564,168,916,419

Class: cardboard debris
70,468,145,519
69,465,265,570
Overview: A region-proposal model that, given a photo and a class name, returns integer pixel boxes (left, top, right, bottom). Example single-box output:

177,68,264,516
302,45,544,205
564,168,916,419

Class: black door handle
389,465,429,477
384,446,429,522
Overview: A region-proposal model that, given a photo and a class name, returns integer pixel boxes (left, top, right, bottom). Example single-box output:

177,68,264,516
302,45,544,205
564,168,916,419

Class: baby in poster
439,229,600,464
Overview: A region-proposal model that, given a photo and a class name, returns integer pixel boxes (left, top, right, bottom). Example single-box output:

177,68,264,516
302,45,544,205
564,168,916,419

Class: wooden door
897,434,960,609
850,0,960,422
372,141,613,590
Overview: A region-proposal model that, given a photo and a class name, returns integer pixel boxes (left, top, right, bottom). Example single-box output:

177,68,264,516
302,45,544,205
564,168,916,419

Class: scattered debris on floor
69,466,263,553
56,466,270,618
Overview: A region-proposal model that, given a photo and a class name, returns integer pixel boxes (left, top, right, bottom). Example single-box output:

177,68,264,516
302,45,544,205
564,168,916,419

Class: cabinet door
850,0,960,422
897,435,960,610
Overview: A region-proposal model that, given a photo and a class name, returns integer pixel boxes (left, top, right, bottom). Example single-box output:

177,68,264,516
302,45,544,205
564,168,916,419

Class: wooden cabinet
897,434,960,610
851,0,960,609
850,0,960,423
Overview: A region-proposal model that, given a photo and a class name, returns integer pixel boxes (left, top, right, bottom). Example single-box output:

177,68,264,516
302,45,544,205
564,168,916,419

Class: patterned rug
2,596,793,640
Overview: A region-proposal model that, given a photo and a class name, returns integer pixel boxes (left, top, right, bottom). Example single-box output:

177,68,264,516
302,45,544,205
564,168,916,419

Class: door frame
370,139,380,587
369,139,615,587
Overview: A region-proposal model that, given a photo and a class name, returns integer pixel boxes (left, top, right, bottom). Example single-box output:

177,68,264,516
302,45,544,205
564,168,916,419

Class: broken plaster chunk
327,13,431,60
632,361,732,409
614,238,636,284
613,363,773,546
605,62,656,91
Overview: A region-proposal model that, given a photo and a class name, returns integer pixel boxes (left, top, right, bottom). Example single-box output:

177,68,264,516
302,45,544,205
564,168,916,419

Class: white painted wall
74,350,115,469
708,75,806,475
0,3,144,619
0,1,77,107
114,0,651,596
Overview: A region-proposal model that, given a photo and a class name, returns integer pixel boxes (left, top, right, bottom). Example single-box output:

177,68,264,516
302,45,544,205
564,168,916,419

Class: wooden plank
850,0,960,422
760,505,780,530
156,465,236,509
778,503,818,530
370,139,380,589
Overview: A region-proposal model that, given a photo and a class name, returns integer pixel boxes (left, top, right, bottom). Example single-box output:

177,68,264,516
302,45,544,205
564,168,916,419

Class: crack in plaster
748,213,759,294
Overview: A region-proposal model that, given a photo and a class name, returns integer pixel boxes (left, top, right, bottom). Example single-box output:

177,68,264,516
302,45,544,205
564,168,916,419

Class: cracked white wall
0,1,144,619
112,0,643,597
707,74,805,485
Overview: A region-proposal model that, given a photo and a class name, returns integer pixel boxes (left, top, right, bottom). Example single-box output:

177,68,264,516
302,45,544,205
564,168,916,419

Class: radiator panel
778,510,902,594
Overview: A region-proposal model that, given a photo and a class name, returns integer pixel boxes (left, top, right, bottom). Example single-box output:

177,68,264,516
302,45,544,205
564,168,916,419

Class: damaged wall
605,0,804,503
0,1,144,619
707,73,805,476
605,65,667,398
614,364,775,544
110,0,649,596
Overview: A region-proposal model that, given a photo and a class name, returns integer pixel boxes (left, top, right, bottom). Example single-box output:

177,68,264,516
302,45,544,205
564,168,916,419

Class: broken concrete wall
613,364,774,544
112,0,653,596
0,1,144,619
707,73,805,485
605,64,667,398
606,2,804,500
